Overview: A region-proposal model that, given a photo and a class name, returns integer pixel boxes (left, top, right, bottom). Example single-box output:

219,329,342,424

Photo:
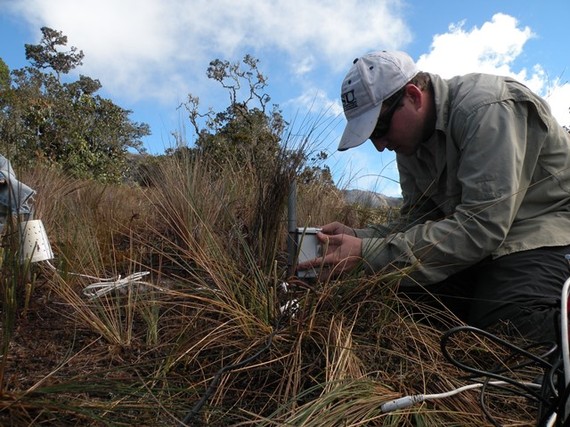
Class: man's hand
320,221,356,237
297,222,362,278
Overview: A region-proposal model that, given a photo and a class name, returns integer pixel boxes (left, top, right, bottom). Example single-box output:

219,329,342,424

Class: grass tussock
0,148,541,426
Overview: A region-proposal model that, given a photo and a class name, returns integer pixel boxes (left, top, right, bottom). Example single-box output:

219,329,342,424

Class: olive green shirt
355,73,570,284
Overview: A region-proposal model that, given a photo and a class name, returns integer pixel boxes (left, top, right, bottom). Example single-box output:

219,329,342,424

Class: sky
1,0,569,197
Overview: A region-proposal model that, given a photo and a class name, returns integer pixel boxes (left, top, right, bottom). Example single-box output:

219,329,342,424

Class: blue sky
1,0,569,196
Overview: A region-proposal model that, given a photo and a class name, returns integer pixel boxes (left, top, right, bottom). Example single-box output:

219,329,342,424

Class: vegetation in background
0,27,150,183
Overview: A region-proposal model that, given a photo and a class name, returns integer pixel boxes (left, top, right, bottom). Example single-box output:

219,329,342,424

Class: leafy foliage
24,27,85,80
177,56,283,174
176,55,332,187
0,27,150,182
164,55,337,274
0,58,9,91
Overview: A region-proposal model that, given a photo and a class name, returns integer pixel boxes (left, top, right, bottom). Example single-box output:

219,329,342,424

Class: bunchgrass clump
0,151,540,426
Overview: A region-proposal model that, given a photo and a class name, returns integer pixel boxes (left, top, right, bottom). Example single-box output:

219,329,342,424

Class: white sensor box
296,227,321,278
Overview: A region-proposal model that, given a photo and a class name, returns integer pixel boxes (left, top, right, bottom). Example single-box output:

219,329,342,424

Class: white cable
561,271,570,387
380,380,541,413
82,271,152,300
545,412,558,427
560,259,570,424
46,260,153,300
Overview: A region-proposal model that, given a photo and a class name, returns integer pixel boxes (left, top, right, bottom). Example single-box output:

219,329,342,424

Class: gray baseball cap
338,51,418,151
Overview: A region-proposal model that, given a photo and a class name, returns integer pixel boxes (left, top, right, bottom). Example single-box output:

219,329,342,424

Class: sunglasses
369,91,405,140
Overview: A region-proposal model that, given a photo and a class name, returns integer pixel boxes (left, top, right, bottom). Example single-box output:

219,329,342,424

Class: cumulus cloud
545,79,570,127
5,0,411,106
416,13,569,127
417,14,536,79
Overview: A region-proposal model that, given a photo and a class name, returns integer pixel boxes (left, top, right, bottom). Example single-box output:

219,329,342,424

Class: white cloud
287,89,343,119
6,0,411,106
293,56,317,77
416,13,535,78
415,12,569,127
544,80,570,128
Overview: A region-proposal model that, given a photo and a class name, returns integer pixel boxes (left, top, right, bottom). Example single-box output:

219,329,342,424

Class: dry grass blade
0,140,542,426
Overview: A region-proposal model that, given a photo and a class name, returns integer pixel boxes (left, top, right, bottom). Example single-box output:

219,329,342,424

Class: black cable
479,378,501,427
535,357,562,426
179,328,277,426
441,327,557,395
557,380,570,426
440,326,561,425
441,327,558,375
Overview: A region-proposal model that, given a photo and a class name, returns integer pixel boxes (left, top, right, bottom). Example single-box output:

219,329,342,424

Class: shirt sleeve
360,100,542,284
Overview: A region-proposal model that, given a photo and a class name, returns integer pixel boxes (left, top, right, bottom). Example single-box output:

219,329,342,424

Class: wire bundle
382,264,570,426
440,326,563,426
81,271,153,299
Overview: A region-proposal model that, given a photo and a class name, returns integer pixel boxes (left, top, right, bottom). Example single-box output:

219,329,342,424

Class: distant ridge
342,189,402,208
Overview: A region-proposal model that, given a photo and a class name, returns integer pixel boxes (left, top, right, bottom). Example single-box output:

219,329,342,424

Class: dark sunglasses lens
370,118,389,140
375,121,389,138
370,95,402,140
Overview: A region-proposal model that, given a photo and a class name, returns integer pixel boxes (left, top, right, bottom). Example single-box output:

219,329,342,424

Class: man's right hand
296,222,362,279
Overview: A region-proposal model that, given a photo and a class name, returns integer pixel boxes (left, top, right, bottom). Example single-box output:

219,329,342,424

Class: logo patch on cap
341,90,357,111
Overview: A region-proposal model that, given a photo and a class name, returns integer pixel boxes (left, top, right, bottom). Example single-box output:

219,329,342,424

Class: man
302,50,570,342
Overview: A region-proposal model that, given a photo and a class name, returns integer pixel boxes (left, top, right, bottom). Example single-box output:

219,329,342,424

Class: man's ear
404,83,423,110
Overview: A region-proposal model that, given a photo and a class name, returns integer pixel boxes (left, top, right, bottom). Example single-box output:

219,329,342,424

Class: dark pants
401,245,570,343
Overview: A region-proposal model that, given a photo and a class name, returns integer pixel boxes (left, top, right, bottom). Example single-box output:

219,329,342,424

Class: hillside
343,189,403,208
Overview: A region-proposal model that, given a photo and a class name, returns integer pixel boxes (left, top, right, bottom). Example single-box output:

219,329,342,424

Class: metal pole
287,178,297,276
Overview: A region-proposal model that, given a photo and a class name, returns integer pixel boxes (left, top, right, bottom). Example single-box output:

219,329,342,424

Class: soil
0,281,155,426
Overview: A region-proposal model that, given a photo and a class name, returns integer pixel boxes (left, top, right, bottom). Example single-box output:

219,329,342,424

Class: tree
0,27,149,182
25,27,84,81
177,55,332,186
0,58,9,91
178,55,285,175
